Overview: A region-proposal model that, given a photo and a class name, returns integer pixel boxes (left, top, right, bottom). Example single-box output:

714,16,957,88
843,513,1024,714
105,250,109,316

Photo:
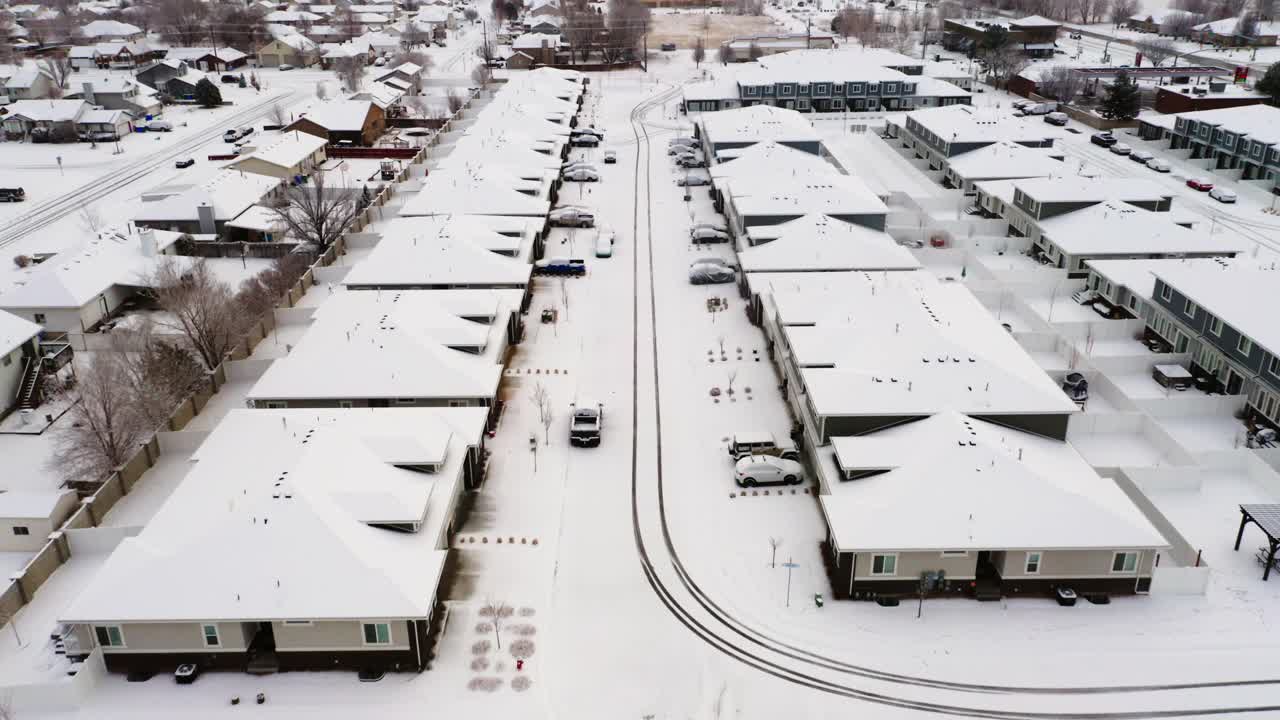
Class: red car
1186,177,1214,191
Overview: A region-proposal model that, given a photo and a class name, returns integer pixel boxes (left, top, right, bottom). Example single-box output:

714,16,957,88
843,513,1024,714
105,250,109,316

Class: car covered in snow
533,256,586,275
733,454,804,487
690,226,730,243
569,133,600,147
562,161,597,175
549,206,595,227
603,150,617,164
1109,143,1131,156
689,261,735,285
563,167,601,182
1146,158,1171,173
676,154,707,169
676,171,711,187
1129,150,1153,163
175,157,196,169
1208,186,1237,203
594,230,615,257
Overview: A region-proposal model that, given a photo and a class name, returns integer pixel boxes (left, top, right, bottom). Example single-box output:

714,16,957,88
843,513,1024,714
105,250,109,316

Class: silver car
690,226,730,243
563,168,601,182
734,455,804,487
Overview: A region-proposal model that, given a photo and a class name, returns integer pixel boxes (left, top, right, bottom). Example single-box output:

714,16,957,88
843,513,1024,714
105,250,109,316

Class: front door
1226,369,1244,395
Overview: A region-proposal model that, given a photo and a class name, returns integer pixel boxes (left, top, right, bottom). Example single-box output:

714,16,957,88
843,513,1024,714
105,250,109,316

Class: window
870,554,897,575
1112,552,1139,573
1209,317,1223,336
1025,552,1041,574
283,620,313,626
202,624,221,647
33,313,46,324
95,625,125,648
849,83,864,95
1269,356,1280,377
362,622,391,645
338,400,354,409
1160,284,1172,301
1238,336,1253,355
265,401,286,409
12,526,29,536
1183,299,1196,318
940,550,967,557
744,85,759,96
779,84,794,96
395,398,416,405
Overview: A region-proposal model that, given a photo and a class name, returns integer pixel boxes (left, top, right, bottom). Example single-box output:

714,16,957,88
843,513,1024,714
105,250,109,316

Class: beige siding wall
851,551,977,580
229,157,292,179
0,346,24,414
1000,549,1156,579
273,620,410,651
7,308,83,334
98,621,252,653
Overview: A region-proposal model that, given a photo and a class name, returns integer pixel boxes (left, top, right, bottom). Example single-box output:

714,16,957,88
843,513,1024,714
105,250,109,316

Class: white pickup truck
569,402,603,447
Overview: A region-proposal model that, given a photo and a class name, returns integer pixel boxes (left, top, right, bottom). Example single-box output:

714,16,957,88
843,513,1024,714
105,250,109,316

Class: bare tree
400,20,432,50
1235,12,1259,38
269,101,287,126
717,43,732,64
150,0,210,45
1161,10,1201,37
1110,0,1140,24
270,175,362,250
333,0,361,41
237,253,311,318
51,352,148,485
390,49,434,75
111,320,206,430
747,41,763,60
1135,35,1177,65
144,259,248,370
726,368,739,396
768,537,782,568
480,599,513,650
446,89,466,114
78,203,105,234
333,55,365,92
475,35,497,65
692,36,705,67
39,56,73,92
531,382,553,445
981,44,1030,88
471,64,492,87
1036,65,1086,102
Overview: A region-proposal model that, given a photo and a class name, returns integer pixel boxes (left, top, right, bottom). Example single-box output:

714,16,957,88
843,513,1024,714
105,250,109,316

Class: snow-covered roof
3,64,52,91
293,99,373,132
231,132,328,172
945,140,1065,181
2,99,87,123
709,140,836,183
368,216,533,257
79,108,128,124
1129,9,1198,24
61,407,487,624
822,412,1167,553
224,204,286,233
272,32,320,52
727,174,887,220
1038,201,1245,257
79,19,141,37
1192,15,1280,36
901,104,1059,149
400,171,552,217
739,59,909,87
134,171,282,223
1010,14,1060,27
0,490,72,520
248,291,517,403
0,310,41,357
698,104,820,147
513,32,559,49
342,224,533,288
739,215,919,273
1164,103,1280,146
164,46,249,63
912,76,972,98
762,47,922,71
265,9,324,22
1151,265,1280,357
1012,176,1171,205
0,229,189,310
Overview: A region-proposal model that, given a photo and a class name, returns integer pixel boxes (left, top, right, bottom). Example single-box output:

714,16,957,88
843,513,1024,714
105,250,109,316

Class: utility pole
782,557,800,607
807,17,812,49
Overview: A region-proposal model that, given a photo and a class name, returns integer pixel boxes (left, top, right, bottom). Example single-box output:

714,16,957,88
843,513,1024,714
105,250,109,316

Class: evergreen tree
194,77,223,108
1257,63,1280,107
1100,70,1140,121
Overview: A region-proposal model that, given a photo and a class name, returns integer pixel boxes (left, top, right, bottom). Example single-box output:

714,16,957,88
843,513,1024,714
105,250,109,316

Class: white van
727,431,799,461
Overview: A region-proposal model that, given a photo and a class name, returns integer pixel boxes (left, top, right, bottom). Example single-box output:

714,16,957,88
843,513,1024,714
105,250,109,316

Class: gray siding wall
99,621,253,653
1153,280,1271,385
850,551,978,581
998,548,1156,579
273,619,412,651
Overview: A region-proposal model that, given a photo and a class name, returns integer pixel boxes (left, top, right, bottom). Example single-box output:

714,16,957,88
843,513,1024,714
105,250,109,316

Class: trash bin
814,594,824,608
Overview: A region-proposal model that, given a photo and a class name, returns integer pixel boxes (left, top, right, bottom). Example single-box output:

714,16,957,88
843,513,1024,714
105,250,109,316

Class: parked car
563,167,600,182
733,454,804,487
1129,150,1153,163
1011,99,1033,111
1017,102,1055,116
1208,186,1237,203
660,42,677,50
549,206,595,227
676,154,707,169
727,431,799,460
533,256,587,275
562,161,598,175
689,261,735,284
175,157,196,168
690,226,730,243
1186,177,1214,191
1146,158,1171,172
676,171,711,186
1090,131,1117,148
147,120,174,132
223,126,252,142
220,74,239,84
668,136,697,147
603,149,617,164
0,187,26,202
691,221,728,234
1109,142,1132,156
570,135,600,147
1043,112,1068,126
278,64,295,71
1069,31,1082,38
594,230,614,257
668,141,699,155
374,57,387,66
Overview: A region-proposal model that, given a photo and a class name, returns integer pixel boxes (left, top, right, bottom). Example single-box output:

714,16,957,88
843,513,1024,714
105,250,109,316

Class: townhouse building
1142,105,1280,190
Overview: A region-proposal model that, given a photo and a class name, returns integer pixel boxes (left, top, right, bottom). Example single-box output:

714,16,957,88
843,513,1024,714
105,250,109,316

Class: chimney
81,81,95,105
138,228,157,257
197,203,217,235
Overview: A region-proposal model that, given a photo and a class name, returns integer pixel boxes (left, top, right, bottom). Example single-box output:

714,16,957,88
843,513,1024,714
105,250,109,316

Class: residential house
526,17,560,34
263,9,325,25
69,41,164,69
67,74,162,116
61,407,490,674
78,19,142,41
163,47,250,72
319,40,373,68
228,132,330,180
884,104,1058,172
941,140,1066,195
721,173,889,236
398,171,553,218
76,108,133,138
134,58,188,93
283,99,385,145
1146,266,1280,425
943,15,1061,57
1138,104,1280,191
133,171,284,236
374,62,422,93
510,33,558,66
736,214,920,277
257,33,320,67
0,228,190,334
0,491,78,552
1,99,89,140
246,290,520,415
525,0,560,16
340,223,534,300
3,63,55,100
719,32,837,62
1127,9,1200,34
153,67,213,102
1153,81,1266,114
1191,16,1280,46
0,311,43,420
696,104,823,158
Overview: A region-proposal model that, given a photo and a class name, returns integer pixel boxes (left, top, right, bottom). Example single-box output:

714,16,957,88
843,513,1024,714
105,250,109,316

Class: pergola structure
1235,504,1280,580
